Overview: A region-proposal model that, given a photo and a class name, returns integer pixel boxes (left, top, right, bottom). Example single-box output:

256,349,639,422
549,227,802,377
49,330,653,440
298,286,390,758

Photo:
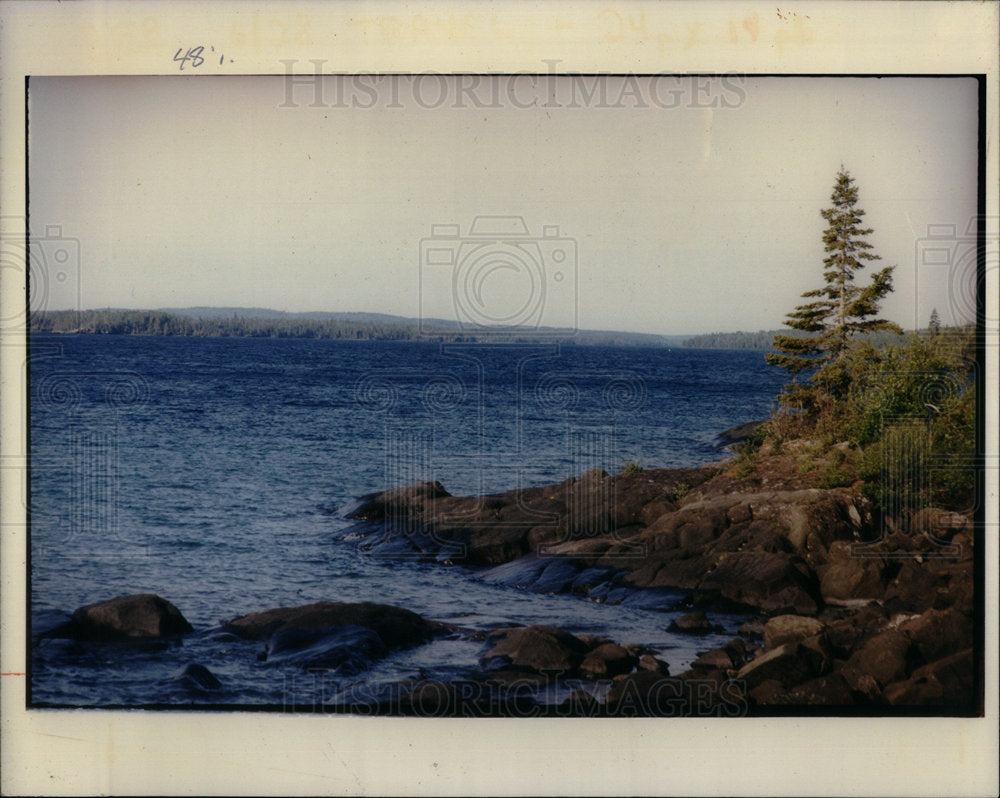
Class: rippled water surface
29,334,787,707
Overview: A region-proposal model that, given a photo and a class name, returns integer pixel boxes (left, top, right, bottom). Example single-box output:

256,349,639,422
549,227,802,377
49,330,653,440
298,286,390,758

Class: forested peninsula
29,308,681,347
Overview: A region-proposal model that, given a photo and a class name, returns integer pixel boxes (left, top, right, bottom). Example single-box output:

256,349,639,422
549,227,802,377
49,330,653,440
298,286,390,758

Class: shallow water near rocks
29,335,786,707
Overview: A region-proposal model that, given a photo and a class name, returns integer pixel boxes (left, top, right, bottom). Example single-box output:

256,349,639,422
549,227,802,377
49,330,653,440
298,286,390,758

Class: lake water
28,334,788,707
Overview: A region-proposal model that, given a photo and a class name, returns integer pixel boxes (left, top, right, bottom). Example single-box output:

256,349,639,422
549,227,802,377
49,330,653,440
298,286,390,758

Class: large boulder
841,629,916,692
898,608,974,665
817,541,888,605
696,551,819,615
481,625,589,675
668,610,717,635
223,601,441,654
736,641,825,689
68,594,193,640
882,649,976,710
763,615,825,650
578,643,638,679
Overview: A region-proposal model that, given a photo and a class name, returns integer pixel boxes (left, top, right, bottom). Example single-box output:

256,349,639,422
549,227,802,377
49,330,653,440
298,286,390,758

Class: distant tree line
31,309,429,340
30,309,670,346
683,327,908,351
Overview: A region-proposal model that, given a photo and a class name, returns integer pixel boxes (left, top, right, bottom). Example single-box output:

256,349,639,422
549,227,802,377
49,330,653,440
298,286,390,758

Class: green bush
767,326,976,514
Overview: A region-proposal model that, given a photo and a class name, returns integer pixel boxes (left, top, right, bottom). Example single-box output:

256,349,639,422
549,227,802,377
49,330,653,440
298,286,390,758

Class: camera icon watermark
419,216,577,338
914,217,997,332
0,216,81,331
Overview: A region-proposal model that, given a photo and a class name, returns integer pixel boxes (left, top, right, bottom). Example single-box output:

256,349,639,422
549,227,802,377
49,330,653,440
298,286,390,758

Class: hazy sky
28,74,979,335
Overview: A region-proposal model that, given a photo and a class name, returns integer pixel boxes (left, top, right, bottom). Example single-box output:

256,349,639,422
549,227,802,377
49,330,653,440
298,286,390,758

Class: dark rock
560,689,601,715
765,673,856,706
909,508,972,543
696,551,819,615
478,555,550,589
748,678,786,705
763,615,825,650
691,647,736,671
716,421,765,448
223,601,440,655
817,542,888,605
736,641,823,689
841,629,916,691
638,654,670,675
263,624,388,672
578,643,638,679
883,560,942,613
883,649,975,710
669,610,714,635
170,663,222,691
69,594,193,640
604,671,687,716
822,603,888,658
723,638,752,668
480,625,588,675
531,558,583,594
898,608,974,665
738,618,766,639
349,480,451,521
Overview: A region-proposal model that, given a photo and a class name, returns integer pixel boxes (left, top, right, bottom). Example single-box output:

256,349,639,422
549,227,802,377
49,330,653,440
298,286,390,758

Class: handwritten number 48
173,46,228,70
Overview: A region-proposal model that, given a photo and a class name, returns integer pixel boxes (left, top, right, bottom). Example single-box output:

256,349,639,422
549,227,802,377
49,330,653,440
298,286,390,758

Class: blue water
28,335,787,707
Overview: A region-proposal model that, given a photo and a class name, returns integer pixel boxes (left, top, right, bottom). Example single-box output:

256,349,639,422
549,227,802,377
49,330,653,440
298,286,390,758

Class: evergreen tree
766,167,902,407
929,307,942,336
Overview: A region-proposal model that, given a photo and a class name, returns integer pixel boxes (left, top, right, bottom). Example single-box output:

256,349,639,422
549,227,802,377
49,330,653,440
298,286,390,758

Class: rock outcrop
223,601,444,669
56,594,194,640
340,447,977,711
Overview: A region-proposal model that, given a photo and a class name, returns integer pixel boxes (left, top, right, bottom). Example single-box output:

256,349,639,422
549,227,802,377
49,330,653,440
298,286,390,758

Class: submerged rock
223,601,442,670
169,663,222,691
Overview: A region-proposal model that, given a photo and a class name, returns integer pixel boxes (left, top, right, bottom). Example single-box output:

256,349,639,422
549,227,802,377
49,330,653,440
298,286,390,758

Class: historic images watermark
278,63,747,112
1,215,81,332
914,216,997,332
419,216,577,337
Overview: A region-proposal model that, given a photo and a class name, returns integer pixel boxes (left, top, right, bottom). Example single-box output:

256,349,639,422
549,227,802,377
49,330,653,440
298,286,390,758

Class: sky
27,74,979,336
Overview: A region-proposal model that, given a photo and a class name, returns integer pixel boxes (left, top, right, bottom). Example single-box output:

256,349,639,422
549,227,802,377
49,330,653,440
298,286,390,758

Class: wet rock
691,647,736,671
638,654,670,675
478,555,551,590
481,625,588,675
170,663,222,691
68,594,193,640
223,601,440,653
349,481,451,521
669,610,715,635
264,624,388,672
763,615,825,650
578,642,638,679
531,558,583,594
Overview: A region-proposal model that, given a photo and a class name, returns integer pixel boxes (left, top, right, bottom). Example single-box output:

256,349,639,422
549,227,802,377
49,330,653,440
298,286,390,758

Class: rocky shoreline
38,440,979,715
